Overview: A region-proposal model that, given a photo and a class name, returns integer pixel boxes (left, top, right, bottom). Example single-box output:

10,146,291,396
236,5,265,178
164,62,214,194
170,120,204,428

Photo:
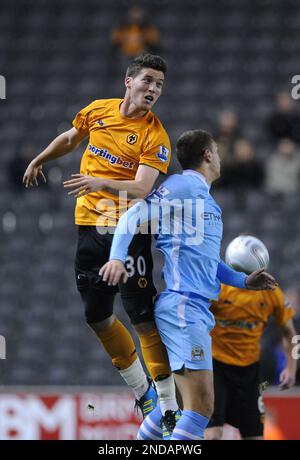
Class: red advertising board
0,389,299,440
222,393,300,440
264,394,300,440
0,391,141,440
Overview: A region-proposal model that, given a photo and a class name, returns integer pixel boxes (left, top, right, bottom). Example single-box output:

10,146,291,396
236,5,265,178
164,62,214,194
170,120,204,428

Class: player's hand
279,368,296,390
246,268,277,291
99,260,128,286
23,161,47,188
63,174,106,197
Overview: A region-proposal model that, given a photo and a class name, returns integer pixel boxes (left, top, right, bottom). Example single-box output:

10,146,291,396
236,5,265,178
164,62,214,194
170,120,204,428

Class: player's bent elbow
63,127,86,151
137,184,153,199
57,131,76,152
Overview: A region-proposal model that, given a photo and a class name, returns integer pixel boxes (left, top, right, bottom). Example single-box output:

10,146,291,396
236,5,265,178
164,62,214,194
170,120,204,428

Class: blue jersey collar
182,169,210,190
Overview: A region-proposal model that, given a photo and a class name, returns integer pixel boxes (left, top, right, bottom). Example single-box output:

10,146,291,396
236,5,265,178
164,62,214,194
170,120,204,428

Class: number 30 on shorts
125,255,146,278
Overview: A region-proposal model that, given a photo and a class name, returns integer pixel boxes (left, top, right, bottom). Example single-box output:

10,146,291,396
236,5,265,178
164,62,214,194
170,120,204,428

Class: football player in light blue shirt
100,129,277,440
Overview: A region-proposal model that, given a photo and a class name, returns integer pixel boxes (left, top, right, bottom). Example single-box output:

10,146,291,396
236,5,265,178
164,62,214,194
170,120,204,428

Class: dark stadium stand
0,0,299,385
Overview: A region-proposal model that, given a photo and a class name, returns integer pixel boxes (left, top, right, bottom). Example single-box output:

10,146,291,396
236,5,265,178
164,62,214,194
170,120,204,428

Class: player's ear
125,76,132,89
203,149,212,162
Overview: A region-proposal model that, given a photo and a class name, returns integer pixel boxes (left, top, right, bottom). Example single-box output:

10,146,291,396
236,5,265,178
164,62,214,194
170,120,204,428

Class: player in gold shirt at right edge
205,235,297,440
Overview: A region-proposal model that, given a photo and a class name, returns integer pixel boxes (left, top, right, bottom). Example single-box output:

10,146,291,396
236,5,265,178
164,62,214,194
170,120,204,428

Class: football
225,235,270,274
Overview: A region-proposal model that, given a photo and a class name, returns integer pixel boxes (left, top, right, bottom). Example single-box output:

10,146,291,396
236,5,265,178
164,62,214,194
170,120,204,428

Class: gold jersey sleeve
71,99,171,226
270,288,296,326
138,117,171,174
211,284,295,366
72,100,101,135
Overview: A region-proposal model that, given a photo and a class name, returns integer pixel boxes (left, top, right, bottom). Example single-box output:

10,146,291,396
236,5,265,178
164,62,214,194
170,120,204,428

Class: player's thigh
227,363,264,438
119,233,156,325
74,226,117,323
207,359,230,432
155,291,214,412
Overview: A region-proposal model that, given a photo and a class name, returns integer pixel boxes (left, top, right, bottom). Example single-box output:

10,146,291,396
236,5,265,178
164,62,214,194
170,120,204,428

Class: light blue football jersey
110,169,224,300
149,170,223,299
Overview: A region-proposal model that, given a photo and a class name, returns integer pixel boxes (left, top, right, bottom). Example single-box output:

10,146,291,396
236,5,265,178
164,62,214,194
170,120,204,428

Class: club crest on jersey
191,346,205,361
155,185,170,198
97,119,105,127
127,133,138,145
157,145,169,163
138,278,148,288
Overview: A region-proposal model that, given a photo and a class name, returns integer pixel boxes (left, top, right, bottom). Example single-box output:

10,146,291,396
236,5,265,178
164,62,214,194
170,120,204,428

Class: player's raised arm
23,127,88,188
217,260,277,291
216,260,248,288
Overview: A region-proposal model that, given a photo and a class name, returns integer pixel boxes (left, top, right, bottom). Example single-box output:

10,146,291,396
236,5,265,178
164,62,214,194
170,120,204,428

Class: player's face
127,68,164,111
210,141,221,179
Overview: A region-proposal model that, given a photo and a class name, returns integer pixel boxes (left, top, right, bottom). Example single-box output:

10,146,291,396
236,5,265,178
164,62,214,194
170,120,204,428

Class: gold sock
138,329,171,380
96,319,137,370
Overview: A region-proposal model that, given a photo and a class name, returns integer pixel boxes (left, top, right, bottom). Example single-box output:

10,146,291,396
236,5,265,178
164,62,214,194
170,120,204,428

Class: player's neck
120,98,148,119
196,166,214,186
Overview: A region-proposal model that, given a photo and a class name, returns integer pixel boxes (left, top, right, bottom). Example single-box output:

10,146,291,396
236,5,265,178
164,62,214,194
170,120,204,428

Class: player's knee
199,396,214,418
201,389,214,417
79,290,115,326
192,380,214,417
185,388,214,417
205,427,223,440
88,314,116,333
134,320,156,335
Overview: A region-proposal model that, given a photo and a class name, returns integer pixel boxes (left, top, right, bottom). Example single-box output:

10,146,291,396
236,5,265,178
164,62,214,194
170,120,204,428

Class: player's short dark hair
176,129,215,170
126,53,167,78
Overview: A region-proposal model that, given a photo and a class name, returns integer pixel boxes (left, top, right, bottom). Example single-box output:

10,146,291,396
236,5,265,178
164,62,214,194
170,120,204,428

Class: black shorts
208,359,264,438
74,226,157,324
